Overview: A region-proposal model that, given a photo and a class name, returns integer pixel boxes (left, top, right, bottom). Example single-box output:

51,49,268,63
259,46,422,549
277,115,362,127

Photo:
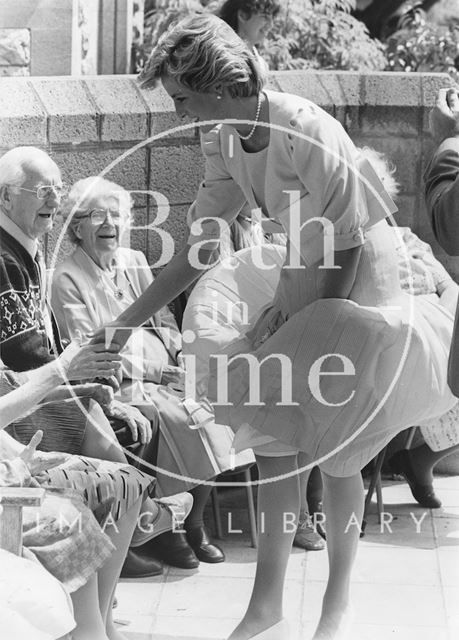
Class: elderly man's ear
0,185,13,212
74,222,83,241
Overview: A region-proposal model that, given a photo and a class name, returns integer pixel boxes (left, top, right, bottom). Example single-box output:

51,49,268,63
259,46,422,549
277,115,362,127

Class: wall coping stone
1,70,455,150
32,78,99,144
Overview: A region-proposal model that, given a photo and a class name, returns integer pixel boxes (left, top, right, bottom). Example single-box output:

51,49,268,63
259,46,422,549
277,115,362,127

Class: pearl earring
217,94,222,100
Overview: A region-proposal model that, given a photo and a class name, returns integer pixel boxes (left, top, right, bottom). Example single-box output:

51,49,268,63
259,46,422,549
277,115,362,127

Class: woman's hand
19,431,69,476
439,282,459,315
71,383,115,409
106,400,152,444
58,337,122,381
90,322,133,351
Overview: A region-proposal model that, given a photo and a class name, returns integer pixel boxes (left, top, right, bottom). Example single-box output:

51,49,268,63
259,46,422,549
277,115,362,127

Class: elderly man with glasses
0,146,66,370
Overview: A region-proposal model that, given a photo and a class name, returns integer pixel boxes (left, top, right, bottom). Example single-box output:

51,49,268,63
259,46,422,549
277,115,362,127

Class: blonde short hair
358,146,400,199
139,14,265,98
62,177,132,244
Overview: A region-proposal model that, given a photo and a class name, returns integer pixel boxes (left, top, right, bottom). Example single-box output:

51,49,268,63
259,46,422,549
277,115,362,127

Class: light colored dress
186,90,457,477
0,548,75,639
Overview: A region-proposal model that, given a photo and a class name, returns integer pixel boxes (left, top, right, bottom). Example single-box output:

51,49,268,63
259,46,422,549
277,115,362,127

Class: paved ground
115,474,459,640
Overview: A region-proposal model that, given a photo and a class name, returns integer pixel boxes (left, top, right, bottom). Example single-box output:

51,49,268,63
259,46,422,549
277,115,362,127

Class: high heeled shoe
248,619,289,640
388,449,441,508
336,606,355,640
312,605,354,640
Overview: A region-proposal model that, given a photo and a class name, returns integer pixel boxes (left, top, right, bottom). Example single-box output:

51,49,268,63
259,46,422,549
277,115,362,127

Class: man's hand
160,365,185,392
59,338,122,381
107,400,152,444
430,88,459,144
19,431,69,476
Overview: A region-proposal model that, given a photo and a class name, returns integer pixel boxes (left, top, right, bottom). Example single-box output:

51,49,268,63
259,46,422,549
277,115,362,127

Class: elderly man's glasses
14,184,68,199
77,208,130,226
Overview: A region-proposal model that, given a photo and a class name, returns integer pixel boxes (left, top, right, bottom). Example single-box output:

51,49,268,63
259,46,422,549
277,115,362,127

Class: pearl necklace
237,93,263,141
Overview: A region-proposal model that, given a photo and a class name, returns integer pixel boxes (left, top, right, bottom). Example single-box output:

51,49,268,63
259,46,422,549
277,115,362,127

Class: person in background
424,87,459,255
217,0,280,71
351,0,441,40
361,145,459,508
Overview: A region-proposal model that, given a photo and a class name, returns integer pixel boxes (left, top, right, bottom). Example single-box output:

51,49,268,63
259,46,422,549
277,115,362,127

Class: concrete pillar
0,0,74,75
99,0,137,75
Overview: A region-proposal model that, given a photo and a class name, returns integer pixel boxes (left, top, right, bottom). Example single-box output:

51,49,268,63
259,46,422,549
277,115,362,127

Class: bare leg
102,500,142,640
70,574,108,640
312,472,364,640
228,454,299,640
70,501,140,640
80,400,127,463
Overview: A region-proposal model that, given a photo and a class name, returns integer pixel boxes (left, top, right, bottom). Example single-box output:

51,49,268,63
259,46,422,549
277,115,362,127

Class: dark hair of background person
218,0,281,32
352,0,441,40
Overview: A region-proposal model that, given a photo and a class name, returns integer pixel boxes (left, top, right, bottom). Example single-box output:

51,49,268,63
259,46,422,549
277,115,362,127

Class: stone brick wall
0,70,458,278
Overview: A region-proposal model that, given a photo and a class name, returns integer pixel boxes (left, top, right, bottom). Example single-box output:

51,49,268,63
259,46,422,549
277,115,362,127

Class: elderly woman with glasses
51,176,245,569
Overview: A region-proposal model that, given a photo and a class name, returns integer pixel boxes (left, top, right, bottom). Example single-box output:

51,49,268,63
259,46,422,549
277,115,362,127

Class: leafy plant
386,17,459,81
136,0,458,79
261,0,387,71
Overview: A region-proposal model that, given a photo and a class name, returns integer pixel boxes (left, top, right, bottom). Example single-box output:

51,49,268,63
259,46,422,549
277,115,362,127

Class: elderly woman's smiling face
76,193,129,265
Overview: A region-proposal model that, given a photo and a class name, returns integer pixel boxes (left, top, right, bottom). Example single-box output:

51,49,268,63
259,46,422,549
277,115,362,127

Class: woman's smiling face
238,11,274,47
76,193,127,262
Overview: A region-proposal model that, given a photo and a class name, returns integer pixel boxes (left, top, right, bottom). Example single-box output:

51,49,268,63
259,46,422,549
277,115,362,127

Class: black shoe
121,549,163,579
185,524,225,563
147,530,200,569
389,449,442,509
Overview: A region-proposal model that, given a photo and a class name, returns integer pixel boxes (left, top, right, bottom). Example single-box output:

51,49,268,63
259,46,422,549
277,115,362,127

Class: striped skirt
40,456,155,522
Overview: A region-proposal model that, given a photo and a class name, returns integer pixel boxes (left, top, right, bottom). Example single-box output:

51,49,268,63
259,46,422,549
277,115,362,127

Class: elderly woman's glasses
14,184,68,199
77,208,130,226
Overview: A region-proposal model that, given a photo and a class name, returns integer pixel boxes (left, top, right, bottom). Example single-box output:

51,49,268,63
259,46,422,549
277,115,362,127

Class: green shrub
386,18,459,81
136,0,458,80
261,0,387,71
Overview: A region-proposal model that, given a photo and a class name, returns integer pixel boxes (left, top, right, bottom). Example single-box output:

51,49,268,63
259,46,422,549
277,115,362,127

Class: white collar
0,209,39,258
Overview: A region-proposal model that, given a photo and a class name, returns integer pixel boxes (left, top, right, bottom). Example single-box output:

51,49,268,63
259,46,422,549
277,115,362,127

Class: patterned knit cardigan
0,228,60,371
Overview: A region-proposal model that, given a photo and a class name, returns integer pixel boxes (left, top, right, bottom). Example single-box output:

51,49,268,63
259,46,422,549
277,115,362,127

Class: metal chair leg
211,486,224,539
375,472,384,524
243,469,258,548
362,447,387,534
405,425,417,449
